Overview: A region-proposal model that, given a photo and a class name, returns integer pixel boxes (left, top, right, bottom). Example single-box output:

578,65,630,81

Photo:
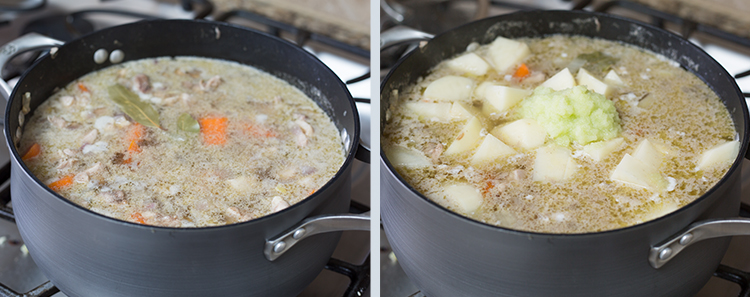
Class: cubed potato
576,68,613,97
450,101,479,120
487,36,531,72
443,183,483,213
611,154,668,191
540,68,576,91
583,137,624,162
604,70,624,86
423,76,475,102
226,176,256,192
533,145,577,181
483,85,530,114
697,140,740,170
474,81,494,98
384,145,432,167
444,117,483,155
491,118,547,150
637,94,658,109
404,102,452,121
632,138,663,167
470,134,516,166
446,52,490,76
639,200,679,223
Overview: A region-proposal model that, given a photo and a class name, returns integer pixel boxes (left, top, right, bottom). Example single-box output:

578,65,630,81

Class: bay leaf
177,113,200,133
107,84,161,128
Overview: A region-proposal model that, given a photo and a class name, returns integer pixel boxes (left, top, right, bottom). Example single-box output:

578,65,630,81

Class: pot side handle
264,211,370,261
354,98,371,163
0,33,65,101
649,218,750,269
380,25,434,51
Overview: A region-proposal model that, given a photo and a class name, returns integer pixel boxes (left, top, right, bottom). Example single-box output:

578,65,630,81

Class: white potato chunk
384,145,432,167
576,68,613,97
423,76,474,102
487,36,530,72
533,145,577,181
604,70,624,86
470,134,516,166
443,183,483,213
483,85,530,114
611,154,668,191
540,68,576,91
583,137,624,162
446,52,490,76
444,117,483,155
632,138,663,167
226,176,256,192
450,101,479,120
639,200,679,223
404,102,452,121
473,81,494,98
697,140,740,170
491,118,547,150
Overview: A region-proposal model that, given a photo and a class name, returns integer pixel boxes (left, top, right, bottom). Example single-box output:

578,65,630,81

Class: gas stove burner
381,0,489,34
21,13,94,42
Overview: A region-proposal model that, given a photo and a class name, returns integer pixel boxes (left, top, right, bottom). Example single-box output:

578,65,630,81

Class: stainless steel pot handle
0,33,65,101
649,218,750,268
380,25,434,51
264,211,370,261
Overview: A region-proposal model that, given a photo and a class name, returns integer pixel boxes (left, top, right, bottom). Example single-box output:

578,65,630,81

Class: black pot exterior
380,11,749,297
5,20,359,296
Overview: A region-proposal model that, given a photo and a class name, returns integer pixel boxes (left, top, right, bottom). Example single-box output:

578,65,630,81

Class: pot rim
4,18,361,231
380,9,750,238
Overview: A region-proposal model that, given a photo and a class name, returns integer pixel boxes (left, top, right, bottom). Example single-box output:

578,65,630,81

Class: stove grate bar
0,280,57,297
715,264,750,297
593,1,750,48
325,256,370,297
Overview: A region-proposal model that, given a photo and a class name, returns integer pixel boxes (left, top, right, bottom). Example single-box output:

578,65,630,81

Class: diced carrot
244,123,278,138
513,63,530,79
482,180,494,194
309,189,316,196
200,117,228,145
21,143,41,161
77,82,89,93
123,123,145,164
131,212,146,224
48,174,75,192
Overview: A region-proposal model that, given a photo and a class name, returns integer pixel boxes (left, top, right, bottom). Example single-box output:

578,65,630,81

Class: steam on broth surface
19,57,345,227
383,35,738,233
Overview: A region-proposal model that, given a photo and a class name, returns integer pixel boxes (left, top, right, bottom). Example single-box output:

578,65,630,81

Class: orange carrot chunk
21,143,41,161
48,174,75,192
200,117,228,145
131,212,146,224
77,82,89,93
513,63,530,79
123,123,145,164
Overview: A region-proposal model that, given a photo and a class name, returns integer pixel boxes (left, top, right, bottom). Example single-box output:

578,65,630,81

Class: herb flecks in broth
20,57,345,227
383,35,738,233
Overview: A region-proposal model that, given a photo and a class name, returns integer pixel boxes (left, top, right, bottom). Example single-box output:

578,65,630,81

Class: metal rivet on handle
293,228,306,239
679,233,693,245
273,241,286,254
110,49,124,64
93,49,108,64
658,248,673,260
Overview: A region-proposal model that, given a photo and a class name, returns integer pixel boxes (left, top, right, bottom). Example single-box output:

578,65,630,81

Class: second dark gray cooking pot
381,10,750,297
2,19,368,297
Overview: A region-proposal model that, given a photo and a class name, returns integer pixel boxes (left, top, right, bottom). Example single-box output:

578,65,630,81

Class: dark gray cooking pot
381,10,750,297
1,19,368,297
